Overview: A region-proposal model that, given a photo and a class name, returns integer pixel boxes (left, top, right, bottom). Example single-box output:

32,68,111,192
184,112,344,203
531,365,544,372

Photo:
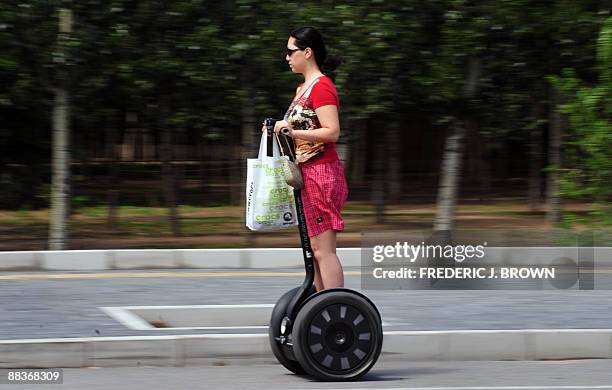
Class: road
4,359,612,389
1,268,612,340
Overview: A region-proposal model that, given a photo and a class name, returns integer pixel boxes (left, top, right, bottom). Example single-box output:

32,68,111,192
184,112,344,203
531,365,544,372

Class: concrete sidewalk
2,329,612,368
0,247,610,271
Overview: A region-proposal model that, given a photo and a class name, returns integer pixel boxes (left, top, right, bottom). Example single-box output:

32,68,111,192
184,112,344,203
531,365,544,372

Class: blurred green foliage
552,17,612,227
0,1,610,210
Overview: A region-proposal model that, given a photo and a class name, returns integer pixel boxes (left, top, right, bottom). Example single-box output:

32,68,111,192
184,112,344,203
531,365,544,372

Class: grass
0,202,606,231
0,218,30,226
0,201,610,250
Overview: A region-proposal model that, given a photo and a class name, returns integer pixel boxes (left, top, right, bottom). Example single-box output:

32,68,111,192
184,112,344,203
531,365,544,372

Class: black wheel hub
307,304,374,371
325,322,354,353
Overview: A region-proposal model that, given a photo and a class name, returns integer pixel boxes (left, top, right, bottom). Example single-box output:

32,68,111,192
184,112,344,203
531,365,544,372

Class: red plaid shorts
300,159,349,237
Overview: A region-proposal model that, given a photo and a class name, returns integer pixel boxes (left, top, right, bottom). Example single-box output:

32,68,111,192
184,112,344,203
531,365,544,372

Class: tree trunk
372,117,386,224
546,87,562,225
479,143,492,201
434,57,481,234
434,121,466,231
229,86,250,207
48,8,72,250
106,117,120,229
159,98,181,236
528,99,543,212
228,140,240,206
240,85,257,246
388,121,401,202
349,119,367,189
0,127,8,207
107,187,119,229
49,87,71,250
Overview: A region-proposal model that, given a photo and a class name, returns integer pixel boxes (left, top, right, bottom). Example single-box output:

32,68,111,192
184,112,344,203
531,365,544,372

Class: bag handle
274,132,296,162
257,131,280,159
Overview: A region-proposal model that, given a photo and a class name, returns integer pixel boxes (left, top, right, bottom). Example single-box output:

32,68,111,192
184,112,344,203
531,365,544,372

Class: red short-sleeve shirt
286,76,340,166
310,76,339,109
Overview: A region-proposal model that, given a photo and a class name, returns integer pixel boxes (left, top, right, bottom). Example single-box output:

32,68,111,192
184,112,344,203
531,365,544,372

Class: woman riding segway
262,27,383,381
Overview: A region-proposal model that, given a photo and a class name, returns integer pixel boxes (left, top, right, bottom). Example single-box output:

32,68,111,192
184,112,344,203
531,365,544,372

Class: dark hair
290,26,342,81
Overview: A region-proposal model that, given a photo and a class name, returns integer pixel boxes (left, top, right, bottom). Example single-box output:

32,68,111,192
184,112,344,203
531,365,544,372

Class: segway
264,119,383,381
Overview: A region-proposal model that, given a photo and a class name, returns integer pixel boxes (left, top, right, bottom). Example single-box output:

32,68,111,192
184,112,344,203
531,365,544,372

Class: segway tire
292,289,382,381
269,286,314,375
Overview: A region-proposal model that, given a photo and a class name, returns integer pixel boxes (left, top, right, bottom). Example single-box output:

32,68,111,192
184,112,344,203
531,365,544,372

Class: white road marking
99,307,154,330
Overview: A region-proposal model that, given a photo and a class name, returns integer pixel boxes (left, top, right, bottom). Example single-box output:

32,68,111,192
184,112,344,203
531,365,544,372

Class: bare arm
289,105,340,143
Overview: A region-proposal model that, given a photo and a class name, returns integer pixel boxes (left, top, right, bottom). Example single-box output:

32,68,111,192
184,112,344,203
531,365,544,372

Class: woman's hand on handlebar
273,120,293,137
260,119,293,137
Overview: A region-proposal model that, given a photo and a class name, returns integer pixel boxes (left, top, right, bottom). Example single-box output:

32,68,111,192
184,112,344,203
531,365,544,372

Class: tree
552,16,612,228
48,6,72,250
430,3,484,236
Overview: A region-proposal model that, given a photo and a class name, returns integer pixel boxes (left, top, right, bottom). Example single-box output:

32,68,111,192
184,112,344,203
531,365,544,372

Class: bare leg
311,229,344,289
313,260,324,292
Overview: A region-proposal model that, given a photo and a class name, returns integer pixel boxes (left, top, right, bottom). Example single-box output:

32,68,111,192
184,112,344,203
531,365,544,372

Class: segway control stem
263,118,315,324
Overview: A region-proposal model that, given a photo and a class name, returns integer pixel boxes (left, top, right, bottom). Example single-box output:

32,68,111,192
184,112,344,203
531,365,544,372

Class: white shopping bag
246,132,298,231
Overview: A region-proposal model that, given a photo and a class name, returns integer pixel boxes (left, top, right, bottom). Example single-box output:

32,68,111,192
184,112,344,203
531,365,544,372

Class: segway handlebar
264,118,290,137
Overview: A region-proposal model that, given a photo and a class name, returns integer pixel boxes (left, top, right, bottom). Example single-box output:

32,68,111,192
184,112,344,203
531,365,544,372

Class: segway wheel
269,286,314,375
292,289,383,381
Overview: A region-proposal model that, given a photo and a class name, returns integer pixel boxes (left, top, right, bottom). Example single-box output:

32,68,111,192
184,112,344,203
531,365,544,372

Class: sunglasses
286,47,303,57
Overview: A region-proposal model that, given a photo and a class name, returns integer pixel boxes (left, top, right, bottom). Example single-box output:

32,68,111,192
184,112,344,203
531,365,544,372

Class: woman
262,27,347,291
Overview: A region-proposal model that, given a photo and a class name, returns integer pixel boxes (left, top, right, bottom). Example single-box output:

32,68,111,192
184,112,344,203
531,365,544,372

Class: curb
0,248,359,271
0,247,610,271
1,329,611,368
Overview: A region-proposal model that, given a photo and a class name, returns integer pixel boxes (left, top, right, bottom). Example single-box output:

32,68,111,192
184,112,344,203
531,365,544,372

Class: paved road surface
5,358,612,390
0,268,611,340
